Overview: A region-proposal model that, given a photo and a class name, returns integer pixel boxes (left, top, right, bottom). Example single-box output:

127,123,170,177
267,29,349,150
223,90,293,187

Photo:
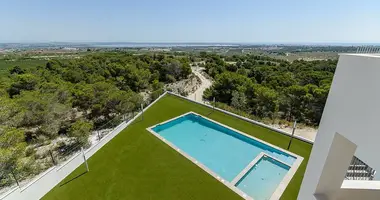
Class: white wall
314,133,356,199
338,180,380,200
298,54,380,200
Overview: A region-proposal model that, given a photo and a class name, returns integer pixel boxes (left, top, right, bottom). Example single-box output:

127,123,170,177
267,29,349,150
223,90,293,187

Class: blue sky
0,0,379,43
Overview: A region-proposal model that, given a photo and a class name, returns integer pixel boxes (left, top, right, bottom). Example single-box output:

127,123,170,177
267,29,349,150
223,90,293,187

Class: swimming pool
148,112,303,200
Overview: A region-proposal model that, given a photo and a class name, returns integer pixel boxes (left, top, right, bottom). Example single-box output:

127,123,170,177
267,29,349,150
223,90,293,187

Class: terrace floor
42,94,312,200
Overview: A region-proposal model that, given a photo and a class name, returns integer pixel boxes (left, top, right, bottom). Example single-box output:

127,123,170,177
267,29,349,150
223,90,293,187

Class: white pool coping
146,111,303,200
230,152,266,186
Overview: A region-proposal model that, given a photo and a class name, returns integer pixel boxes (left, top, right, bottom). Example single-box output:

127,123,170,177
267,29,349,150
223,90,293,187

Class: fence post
287,120,297,150
213,97,216,110
81,147,89,172
49,150,56,165
97,130,101,141
141,103,144,120
11,170,20,188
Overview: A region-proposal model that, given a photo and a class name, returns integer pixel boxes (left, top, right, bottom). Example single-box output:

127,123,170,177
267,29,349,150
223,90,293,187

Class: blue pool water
152,113,295,199
236,156,290,200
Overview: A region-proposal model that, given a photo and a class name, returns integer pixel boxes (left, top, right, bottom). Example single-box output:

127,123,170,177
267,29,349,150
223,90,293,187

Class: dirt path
271,124,317,142
187,66,317,142
187,67,212,103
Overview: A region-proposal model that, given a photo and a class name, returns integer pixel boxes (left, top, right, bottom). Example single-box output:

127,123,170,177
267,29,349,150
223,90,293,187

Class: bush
68,119,93,146
165,74,176,83
151,89,164,101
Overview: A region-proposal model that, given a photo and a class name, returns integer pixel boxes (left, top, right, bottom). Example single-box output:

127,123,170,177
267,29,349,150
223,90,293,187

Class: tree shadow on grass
59,171,87,187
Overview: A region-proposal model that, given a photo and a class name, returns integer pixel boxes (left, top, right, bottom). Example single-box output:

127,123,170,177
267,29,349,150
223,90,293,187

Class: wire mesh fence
0,112,136,195
0,89,166,196
0,172,18,195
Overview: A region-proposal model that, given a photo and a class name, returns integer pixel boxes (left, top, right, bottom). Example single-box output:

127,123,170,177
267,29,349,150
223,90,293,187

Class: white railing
356,46,380,54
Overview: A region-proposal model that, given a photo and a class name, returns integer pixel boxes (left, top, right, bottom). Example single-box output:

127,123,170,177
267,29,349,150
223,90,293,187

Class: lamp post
287,120,297,150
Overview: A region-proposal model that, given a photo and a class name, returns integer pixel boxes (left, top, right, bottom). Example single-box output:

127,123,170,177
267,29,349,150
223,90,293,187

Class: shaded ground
42,94,312,200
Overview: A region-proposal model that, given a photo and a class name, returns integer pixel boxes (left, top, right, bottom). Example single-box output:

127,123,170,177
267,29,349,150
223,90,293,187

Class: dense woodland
0,53,191,185
202,53,336,125
0,51,336,187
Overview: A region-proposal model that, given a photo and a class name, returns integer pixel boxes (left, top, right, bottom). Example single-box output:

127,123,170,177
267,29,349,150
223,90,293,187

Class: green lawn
42,94,312,200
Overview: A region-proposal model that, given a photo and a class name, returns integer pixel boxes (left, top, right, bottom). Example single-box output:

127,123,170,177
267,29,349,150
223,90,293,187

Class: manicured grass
42,94,312,200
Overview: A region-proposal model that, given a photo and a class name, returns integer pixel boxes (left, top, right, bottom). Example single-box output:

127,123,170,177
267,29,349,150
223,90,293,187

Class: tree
15,90,72,140
226,64,238,72
68,119,93,146
252,86,279,118
231,91,247,111
0,126,26,174
0,96,21,127
208,72,253,103
89,82,142,120
280,85,311,122
8,74,39,97
127,67,151,92
9,66,25,75
72,83,95,111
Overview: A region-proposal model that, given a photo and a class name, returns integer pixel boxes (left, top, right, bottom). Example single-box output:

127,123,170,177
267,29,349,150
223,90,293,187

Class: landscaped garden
42,94,312,200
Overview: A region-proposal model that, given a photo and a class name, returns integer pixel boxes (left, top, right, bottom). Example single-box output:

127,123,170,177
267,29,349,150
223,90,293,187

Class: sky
0,0,380,43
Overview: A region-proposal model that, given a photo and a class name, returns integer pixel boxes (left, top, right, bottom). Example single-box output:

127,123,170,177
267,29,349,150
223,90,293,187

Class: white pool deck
147,111,304,200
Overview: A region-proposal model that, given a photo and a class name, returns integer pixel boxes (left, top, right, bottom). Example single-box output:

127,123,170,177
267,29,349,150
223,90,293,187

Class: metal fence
356,46,380,54
345,156,376,181
0,112,135,196
0,88,166,196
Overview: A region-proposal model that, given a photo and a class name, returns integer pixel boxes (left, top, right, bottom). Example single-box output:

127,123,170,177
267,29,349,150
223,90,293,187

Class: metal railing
345,156,376,181
356,46,380,54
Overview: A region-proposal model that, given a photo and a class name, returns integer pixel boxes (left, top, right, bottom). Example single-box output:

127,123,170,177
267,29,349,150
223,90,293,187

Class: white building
298,53,380,200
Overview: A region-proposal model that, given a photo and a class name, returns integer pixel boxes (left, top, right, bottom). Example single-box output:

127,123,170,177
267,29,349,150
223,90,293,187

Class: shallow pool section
148,112,302,200
152,113,295,182
236,156,290,200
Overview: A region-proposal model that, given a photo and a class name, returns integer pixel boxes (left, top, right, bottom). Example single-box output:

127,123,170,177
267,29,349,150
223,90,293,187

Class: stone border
231,152,266,185
270,153,303,200
147,111,303,200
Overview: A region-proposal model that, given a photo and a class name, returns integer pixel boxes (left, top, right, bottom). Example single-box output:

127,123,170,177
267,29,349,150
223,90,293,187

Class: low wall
0,92,168,200
338,180,380,200
167,91,313,144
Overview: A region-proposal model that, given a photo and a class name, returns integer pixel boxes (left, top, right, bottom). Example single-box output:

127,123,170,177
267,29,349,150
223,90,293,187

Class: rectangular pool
148,112,302,200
